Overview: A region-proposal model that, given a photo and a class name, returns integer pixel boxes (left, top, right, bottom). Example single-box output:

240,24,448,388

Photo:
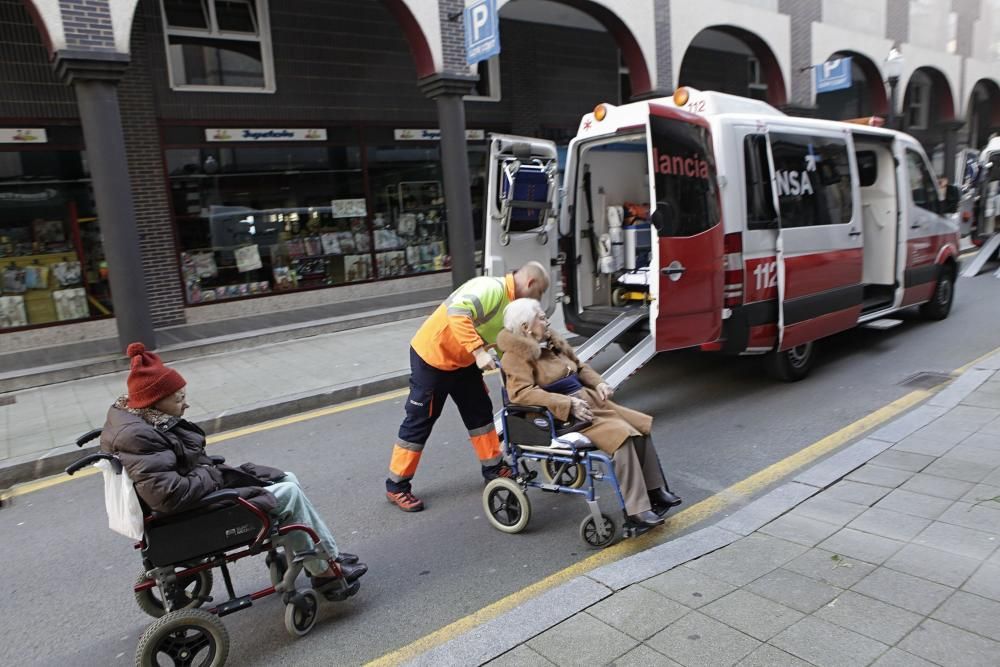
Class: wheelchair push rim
482,478,531,534
135,608,229,667
579,512,623,548
135,568,213,619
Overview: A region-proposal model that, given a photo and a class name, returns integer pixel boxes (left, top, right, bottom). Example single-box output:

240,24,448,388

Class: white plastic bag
96,459,144,540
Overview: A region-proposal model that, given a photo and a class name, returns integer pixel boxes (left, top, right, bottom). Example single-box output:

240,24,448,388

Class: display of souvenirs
374,228,403,250
353,232,371,253
273,266,296,290
234,244,263,273
3,266,27,293
397,213,417,235
52,260,82,287
376,250,407,278
336,231,356,253
52,287,89,321
0,295,27,327
24,264,49,289
191,252,218,278
344,254,372,282
320,233,341,255
285,238,306,258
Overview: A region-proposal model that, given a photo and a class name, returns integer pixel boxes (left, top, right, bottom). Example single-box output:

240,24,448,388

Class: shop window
768,132,853,228
466,57,501,102
906,74,931,130
0,148,109,331
167,143,373,304
161,0,274,92
748,57,768,102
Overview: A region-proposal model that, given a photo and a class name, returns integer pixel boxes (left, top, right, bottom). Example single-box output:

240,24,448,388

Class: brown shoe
386,490,424,512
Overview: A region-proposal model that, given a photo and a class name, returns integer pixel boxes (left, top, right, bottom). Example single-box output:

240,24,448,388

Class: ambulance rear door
484,134,561,314
645,103,725,351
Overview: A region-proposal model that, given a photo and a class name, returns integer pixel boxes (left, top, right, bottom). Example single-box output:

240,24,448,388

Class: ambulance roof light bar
666,87,785,118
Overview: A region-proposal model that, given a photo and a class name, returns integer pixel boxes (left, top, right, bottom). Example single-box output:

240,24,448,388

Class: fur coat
496,328,652,454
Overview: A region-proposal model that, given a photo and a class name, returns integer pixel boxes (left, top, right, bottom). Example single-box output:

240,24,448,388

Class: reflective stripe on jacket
411,274,515,371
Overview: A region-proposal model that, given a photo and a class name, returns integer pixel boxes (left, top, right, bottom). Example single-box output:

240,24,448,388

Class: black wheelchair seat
504,409,596,451
143,498,268,568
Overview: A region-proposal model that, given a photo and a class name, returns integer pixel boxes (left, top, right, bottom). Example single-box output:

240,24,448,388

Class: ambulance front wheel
763,342,815,382
920,264,955,321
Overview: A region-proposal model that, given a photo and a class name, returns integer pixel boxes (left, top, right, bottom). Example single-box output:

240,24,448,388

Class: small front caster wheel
579,513,622,549
284,589,320,637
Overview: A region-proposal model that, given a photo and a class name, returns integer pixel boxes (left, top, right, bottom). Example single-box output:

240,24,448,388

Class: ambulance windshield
648,115,720,238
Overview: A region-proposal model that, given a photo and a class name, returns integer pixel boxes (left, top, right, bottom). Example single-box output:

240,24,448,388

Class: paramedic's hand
474,347,496,371
570,397,594,423
596,382,614,402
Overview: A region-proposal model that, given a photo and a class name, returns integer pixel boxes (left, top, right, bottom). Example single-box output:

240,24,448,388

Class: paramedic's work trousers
387,347,501,492
272,472,339,576
612,436,666,515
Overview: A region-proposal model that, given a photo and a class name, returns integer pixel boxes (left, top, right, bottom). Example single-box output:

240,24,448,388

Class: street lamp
884,47,905,130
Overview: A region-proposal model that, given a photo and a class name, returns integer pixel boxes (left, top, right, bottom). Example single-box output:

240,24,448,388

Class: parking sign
465,0,499,66
815,57,853,94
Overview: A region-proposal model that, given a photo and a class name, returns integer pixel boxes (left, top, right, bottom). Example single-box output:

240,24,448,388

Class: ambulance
483,87,960,382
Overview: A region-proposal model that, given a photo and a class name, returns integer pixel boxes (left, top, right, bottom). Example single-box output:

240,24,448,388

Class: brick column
779,0,823,110
885,0,910,45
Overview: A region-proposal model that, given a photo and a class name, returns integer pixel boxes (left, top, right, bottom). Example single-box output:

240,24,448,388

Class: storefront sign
393,129,486,141
331,198,367,219
0,128,47,143
205,128,327,142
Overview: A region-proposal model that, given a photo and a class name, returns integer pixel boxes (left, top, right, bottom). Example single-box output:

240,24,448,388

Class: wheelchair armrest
208,455,226,465
199,489,240,505
554,419,591,436
75,428,103,448
503,404,549,416
65,453,122,476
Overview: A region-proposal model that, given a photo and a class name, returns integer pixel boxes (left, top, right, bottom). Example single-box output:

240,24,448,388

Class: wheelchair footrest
216,595,253,617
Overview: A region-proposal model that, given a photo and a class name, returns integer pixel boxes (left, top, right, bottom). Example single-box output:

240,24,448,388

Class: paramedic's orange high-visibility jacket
411,274,515,370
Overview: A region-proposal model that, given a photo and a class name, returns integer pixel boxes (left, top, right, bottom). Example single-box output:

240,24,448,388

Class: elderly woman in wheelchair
484,298,681,547
67,343,366,665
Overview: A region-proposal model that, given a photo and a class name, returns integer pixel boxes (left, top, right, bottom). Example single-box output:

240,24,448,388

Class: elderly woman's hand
596,382,614,402
570,397,594,422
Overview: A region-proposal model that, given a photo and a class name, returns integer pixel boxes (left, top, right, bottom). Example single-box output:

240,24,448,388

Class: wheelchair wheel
284,589,320,637
541,460,587,489
483,478,531,534
135,608,229,667
266,551,288,587
135,568,213,619
579,513,622,549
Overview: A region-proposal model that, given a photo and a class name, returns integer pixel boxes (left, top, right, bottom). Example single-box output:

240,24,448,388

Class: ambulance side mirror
651,202,677,237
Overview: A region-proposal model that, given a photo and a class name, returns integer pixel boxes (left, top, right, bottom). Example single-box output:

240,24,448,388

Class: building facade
1,0,997,353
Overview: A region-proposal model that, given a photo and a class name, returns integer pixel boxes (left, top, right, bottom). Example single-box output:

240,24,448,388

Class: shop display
52,287,89,321
52,261,82,287
3,266,27,293
191,252,218,278
344,254,372,282
0,295,27,328
320,233,341,255
24,264,49,289
234,244,263,273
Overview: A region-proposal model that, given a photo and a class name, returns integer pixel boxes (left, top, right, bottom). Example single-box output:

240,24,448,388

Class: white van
484,88,960,382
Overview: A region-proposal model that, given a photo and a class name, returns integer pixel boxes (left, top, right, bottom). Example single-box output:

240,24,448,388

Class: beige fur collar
496,328,575,360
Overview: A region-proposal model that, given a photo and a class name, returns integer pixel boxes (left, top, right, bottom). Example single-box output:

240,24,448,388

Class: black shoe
482,463,515,482
627,510,665,527
340,561,368,583
649,488,682,513
336,552,359,565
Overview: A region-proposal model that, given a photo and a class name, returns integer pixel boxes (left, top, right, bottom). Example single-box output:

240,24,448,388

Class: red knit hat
125,342,186,409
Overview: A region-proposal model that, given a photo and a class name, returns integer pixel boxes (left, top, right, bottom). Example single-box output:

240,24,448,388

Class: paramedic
385,262,550,512
100,343,367,591
496,298,682,527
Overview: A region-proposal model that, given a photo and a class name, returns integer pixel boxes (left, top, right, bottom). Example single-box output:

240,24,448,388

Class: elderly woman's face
527,309,548,341
154,388,189,417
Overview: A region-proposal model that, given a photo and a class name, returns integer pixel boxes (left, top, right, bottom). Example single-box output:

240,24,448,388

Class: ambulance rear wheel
763,342,814,382
920,265,955,321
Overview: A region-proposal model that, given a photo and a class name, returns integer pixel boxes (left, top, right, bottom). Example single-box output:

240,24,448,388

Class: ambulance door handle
848,229,861,237
661,260,686,282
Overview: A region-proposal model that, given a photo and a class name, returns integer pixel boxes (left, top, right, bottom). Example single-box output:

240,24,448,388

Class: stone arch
903,65,957,126
380,0,438,78
678,25,787,107
968,79,1000,129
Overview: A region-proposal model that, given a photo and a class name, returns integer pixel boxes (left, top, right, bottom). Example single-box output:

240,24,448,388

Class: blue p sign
815,56,853,94
465,0,500,66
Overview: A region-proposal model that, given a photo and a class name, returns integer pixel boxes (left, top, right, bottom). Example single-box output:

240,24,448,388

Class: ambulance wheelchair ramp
601,334,656,391
573,309,648,365
961,233,1000,277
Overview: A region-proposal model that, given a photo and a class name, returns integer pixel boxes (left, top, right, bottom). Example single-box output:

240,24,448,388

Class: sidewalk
409,353,1000,667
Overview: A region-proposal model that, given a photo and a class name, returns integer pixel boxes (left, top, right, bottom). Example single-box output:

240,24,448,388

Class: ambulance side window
905,149,941,214
769,133,853,228
744,134,777,230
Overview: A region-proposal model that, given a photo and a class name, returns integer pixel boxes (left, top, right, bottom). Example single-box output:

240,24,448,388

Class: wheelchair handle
200,489,240,505
75,428,102,448
65,452,122,476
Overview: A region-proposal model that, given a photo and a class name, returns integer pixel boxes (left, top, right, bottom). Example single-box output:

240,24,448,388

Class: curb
0,301,436,393
0,370,411,491
403,350,1000,666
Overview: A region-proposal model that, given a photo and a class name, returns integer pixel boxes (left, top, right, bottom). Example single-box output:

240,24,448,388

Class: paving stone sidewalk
411,353,1000,667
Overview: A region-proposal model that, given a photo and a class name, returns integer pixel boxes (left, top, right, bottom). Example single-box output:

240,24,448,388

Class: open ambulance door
646,104,725,351
483,134,560,315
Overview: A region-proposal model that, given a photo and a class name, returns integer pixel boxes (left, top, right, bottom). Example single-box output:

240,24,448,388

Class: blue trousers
271,472,339,576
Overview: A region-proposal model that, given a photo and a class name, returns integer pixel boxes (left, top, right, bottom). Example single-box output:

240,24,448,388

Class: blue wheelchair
482,362,672,548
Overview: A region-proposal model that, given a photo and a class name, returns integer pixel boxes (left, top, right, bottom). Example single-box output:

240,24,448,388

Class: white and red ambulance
484,87,960,381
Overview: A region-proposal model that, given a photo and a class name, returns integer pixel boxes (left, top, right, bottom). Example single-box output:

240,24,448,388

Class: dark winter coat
100,404,282,515
496,328,652,455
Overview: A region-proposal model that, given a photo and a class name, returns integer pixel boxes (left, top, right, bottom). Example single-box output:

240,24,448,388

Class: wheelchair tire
284,589,320,637
541,460,587,489
483,478,531,534
134,568,213,619
135,608,229,667
579,513,622,549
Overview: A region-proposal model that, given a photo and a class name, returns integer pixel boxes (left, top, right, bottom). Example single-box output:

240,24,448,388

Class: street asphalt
2,266,1000,666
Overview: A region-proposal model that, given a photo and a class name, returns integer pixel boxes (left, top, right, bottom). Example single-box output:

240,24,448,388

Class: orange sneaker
386,490,424,512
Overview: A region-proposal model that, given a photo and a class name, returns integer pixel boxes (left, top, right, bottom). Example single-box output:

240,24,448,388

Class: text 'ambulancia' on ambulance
484,87,960,382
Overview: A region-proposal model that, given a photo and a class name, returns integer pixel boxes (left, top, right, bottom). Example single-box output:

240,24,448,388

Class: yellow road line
364,387,932,667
